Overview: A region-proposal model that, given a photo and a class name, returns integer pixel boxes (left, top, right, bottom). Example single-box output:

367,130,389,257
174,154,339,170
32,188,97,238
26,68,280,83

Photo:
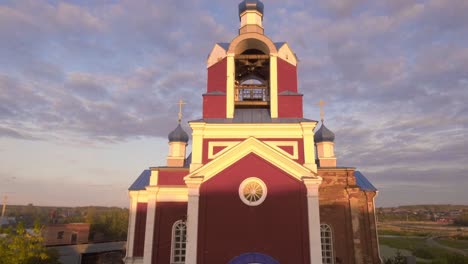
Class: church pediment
185,137,318,183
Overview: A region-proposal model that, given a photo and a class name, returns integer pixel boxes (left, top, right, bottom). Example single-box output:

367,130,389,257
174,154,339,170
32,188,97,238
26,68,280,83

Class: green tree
0,223,60,264
454,212,468,226
84,207,128,241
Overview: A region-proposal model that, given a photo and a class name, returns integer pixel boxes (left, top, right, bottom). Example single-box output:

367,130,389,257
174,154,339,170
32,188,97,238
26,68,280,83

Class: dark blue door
228,252,280,264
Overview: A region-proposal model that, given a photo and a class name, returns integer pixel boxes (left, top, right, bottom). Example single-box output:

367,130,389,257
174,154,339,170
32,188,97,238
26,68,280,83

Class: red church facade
125,1,380,264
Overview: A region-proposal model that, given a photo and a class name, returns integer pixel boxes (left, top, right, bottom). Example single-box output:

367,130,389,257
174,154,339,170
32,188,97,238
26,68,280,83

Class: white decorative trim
189,122,318,140
239,177,267,206
208,140,298,160
129,191,149,203
270,55,278,118
264,141,298,159
373,192,383,263
143,188,158,264
303,177,323,264
207,44,227,68
185,137,318,183
189,122,205,172
208,141,241,159
320,224,335,264
157,187,188,202
184,179,202,264
277,43,298,66
170,220,187,264
301,122,318,172
125,194,138,258
150,170,159,186
226,55,235,118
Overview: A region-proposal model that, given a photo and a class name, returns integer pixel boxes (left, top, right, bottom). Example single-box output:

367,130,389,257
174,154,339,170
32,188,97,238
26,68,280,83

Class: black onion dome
168,124,189,143
239,0,264,16
314,123,335,143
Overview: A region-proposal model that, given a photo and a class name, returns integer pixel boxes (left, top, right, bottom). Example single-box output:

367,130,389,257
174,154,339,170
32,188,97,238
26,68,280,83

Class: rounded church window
239,177,267,206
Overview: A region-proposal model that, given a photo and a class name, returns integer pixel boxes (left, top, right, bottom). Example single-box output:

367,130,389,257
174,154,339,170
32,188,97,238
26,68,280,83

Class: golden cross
318,99,326,122
177,99,186,123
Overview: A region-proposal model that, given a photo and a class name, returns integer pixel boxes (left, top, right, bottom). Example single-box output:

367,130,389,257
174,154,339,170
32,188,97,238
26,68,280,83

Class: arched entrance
228,252,280,264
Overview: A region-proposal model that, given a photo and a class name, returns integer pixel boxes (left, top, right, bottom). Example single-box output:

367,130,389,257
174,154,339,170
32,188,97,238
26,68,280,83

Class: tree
0,223,60,264
89,208,128,241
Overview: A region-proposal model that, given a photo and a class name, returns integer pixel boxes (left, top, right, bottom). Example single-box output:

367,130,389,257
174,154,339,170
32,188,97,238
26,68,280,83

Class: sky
0,0,467,208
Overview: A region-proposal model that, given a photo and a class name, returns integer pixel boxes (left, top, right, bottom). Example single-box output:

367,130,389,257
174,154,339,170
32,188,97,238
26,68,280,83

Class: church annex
125,1,380,263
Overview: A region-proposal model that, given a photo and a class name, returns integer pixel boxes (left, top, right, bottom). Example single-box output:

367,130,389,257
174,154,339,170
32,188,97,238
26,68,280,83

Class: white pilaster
226,55,235,118
301,122,318,172
270,55,278,118
126,193,138,258
303,177,323,264
189,122,205,172
185,178,203,264
143,187,158,264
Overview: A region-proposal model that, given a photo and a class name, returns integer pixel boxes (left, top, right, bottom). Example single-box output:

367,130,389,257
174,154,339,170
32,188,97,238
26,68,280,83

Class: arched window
171,220,187,264
320,224,334,264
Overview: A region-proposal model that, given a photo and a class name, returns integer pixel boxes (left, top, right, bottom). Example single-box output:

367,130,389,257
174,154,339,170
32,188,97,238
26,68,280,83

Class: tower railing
235,84,269,106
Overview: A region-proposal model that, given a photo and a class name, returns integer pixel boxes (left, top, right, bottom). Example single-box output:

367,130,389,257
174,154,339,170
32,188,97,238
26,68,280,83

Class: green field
379,236,468,264
436,238,468,253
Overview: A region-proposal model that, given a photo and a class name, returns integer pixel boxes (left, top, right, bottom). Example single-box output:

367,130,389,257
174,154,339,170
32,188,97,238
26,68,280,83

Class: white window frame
238,177,268,206
171,220,187,264
320,224,335,264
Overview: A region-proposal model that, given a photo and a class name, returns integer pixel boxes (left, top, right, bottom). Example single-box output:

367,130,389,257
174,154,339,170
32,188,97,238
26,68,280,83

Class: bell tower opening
234,43,270,109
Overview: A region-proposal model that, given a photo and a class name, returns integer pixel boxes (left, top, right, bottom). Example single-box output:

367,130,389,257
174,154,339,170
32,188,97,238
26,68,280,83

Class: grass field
377,221,468,263
379,236,468,264
380,236,446,258
436,238,468,253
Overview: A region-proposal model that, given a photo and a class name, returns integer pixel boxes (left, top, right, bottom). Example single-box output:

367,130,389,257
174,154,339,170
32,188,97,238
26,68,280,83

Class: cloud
66,73,110,101
317,0,369,17
0,0,466,207
0,126,38,140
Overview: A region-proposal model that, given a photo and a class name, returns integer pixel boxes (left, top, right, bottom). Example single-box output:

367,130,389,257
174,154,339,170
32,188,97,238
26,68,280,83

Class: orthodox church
125,1,380,264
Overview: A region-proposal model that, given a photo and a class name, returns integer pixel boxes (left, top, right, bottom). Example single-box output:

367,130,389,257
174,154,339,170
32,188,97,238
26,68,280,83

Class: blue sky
0,0,467,207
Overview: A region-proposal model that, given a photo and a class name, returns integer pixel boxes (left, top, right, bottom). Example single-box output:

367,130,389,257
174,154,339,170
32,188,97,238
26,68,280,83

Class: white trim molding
184,177,203,264
208,141,241,159
185,137,318,183
320,224,335,264
170,220,187,264
142,186,159,264
239,177,268,206
303,177,323,264
125,193,138,260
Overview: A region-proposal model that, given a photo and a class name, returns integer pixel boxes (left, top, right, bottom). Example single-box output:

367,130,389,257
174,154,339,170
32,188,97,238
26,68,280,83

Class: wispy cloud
0,0,466,206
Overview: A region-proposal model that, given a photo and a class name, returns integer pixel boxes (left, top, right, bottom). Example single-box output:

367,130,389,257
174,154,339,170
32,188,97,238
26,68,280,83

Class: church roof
314,122,335,142
217,43,230,51
168,124,189,143
128,170,150,191
239,0,264,16
274,42,286,50
355,171,377,191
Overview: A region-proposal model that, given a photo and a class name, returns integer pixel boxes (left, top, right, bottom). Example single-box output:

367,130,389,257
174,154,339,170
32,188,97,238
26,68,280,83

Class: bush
383,251,407,264
0,223,60,264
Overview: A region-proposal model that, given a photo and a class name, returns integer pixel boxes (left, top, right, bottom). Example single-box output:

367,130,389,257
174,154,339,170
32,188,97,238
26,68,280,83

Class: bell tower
204,0,301,120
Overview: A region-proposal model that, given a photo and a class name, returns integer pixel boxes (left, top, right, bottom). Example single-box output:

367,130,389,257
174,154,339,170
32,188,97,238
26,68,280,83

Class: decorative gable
185,137,320,183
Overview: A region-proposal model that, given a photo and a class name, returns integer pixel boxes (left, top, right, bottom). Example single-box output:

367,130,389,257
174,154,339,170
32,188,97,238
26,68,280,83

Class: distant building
0,216,16,228
42,223,90,246
50,241,125,264
125,1,380,263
